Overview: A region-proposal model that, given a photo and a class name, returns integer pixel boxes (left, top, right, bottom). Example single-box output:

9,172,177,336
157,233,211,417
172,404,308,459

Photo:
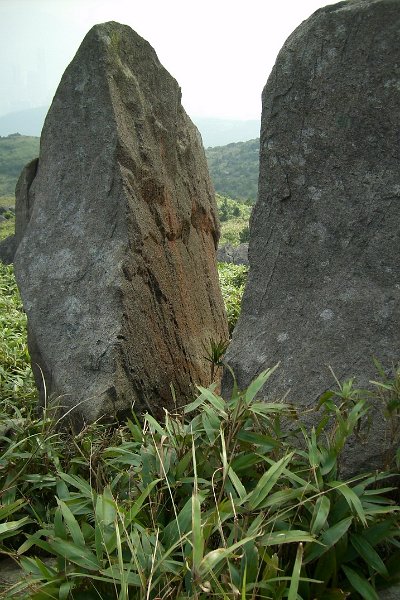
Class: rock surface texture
14,22,228,424
217,243,249,266
223,0,400,474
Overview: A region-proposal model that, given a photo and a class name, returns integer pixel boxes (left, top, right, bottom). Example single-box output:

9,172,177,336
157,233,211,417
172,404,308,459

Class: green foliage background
206,139,259,203
216,194,252,247
0,134,39,197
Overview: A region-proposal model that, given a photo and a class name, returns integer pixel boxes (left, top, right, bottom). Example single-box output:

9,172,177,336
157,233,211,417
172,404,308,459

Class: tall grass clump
218,262,248,334
1,362,399,599
0,262,36,405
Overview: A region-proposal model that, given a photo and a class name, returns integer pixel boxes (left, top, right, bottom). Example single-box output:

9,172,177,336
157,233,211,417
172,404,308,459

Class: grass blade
288,543,303,600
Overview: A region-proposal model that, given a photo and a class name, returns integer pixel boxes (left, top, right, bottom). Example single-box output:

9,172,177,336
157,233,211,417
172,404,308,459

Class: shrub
1,367,399,599
218,262,248,334
0,263,36,404
239,225,250,244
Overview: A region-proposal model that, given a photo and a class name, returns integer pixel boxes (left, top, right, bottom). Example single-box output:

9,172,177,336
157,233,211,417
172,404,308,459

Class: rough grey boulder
14,158,39,247
0,235,17,264
378,584,400,600
223,0,400,474
14,22,228,424
0,158,38,265
217,243,249,266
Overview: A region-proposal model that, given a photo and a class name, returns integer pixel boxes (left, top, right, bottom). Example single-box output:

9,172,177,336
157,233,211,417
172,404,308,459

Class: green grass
0,258,399,600
0,216,15,241
0,195,15,208
0,263,36,404
0,196,16,241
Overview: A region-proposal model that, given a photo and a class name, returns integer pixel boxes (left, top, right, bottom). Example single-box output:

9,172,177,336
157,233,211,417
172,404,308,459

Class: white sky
0,0,336,120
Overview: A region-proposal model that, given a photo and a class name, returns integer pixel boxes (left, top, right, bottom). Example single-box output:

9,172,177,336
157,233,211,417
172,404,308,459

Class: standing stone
223,0,400,473
0,157,40,264
14,22,228,424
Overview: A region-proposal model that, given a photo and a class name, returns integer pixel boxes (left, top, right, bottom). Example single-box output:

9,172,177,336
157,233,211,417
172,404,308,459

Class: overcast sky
0,0,336,120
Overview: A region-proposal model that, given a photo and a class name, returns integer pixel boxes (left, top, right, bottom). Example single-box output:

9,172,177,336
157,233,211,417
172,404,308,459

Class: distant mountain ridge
0,106,260,148
0,107,48,138
194,117,260,148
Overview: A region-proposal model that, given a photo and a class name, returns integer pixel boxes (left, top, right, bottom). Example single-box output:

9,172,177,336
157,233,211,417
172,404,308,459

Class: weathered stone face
223,0,400,474
14,22,228,424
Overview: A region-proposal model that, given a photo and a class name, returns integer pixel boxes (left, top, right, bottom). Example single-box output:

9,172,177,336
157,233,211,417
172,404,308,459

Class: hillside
205,138,259,203
0,134,39,196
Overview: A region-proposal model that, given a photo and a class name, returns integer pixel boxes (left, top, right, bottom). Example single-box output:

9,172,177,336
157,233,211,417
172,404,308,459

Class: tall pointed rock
14,22,228,424
223,0,400,474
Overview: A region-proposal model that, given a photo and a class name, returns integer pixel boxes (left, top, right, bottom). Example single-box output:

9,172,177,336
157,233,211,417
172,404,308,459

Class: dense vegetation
1,247,400,598
0,196,16,241
216,194,252,247
0,134,39,197
205,139,259,203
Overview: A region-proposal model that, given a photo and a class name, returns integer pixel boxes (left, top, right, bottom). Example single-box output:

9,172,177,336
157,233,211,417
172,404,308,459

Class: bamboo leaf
199,536,256,577
329,482,367,526
0,517,30,539
57,499,85,548
48,537,99,571
250,402,291,416
143,413,166,437
350,533,388,576
311,495,331,535
304,517,353,564
100,565,142,585
228,466,247,501
245,364,280,403
288,543,303,600
195,386,227,416
248,453,294,509
261,530,316,546
101,486,117,525
125,479,161,525
342,565,379,600
57,472,94,498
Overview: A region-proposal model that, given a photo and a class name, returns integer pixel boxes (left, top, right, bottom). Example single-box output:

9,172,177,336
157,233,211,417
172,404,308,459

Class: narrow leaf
200,536,256,577
288,543,303,600
248,453,294,509
329,482,367,526
311,495,331,535
245,364,280,403
342,565,379,600
57,499,85,548
350,534,388,576
228,466,247,501
192,491,204,572
261,530,316,546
